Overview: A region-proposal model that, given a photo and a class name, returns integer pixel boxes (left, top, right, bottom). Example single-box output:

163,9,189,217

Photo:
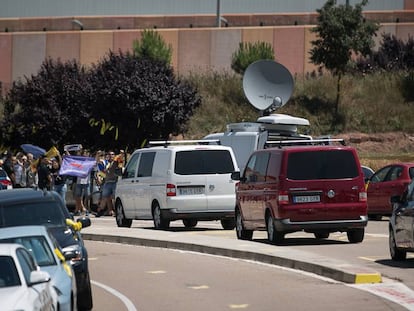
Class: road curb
83,232,382,285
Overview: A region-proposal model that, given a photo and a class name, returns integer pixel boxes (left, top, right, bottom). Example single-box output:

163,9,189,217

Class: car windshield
0,236,56,267
287,150,359,180
0,256,21,287
0,202,66,228
175,150,234,175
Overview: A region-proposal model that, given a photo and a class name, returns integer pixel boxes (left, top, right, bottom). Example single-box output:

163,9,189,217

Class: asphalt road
86,240,407,311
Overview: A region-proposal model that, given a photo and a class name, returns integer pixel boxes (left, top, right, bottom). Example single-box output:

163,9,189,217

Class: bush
231,42,274,75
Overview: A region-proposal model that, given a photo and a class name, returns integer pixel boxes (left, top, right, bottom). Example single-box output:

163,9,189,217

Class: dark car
389,179,414,261
0,188,93,310
367,163,414,220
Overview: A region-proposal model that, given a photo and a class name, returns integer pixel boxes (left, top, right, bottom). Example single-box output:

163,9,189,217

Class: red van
232,144,368,244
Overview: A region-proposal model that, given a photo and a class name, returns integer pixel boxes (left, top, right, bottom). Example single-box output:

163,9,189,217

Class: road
86,240,406,311
83,217,414,310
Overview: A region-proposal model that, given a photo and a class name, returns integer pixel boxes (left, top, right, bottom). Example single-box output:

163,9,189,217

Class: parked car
0,225,77,311
0,243,58,311
389,179,414,261
115,142,239,230
0,167,12,190
232,144,368,244
0,188,93,310
367,163,414,220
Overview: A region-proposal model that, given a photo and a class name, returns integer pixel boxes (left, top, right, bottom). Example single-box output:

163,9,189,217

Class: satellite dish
243,60,294,112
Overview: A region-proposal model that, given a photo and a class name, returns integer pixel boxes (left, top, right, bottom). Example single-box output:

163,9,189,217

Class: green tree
133,29,172,64
310,0,379,119
231,42,275,75
0,58,90,150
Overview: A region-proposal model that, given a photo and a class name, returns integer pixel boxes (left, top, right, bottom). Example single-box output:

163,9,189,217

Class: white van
114,143,239,229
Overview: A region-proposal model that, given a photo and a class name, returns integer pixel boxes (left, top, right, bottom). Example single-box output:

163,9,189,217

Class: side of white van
115,144,239,229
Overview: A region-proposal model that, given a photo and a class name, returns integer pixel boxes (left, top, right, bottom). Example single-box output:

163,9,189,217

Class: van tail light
359,191,367,202
278,191,289,205
166,184,176,196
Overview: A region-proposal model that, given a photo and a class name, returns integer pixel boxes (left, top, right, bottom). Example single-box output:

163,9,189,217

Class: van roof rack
148,140,220,148
266,138,346,148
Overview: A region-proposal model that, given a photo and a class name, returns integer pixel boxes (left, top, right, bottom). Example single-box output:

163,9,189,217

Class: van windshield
287,150,359,180
175,150,234,175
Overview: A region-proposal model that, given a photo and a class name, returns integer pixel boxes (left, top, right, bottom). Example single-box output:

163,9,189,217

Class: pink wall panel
157,30,179,71
0,34,12,92
113,30,142,54
396,23,414,40
79,31,113,66
46,32,80,62
242,27,274,46
210,28,242,72
273,27,305,75
177,29,211,75
374,24,397,49
404,0,414,10
12,32,46,81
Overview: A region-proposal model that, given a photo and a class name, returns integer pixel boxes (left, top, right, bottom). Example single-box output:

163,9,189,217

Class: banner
59,156,96,178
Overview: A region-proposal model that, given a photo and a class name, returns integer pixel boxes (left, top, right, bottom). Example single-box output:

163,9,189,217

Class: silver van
114,143,239,229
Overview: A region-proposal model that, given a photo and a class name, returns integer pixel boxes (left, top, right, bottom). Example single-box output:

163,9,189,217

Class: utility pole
216,0,221,27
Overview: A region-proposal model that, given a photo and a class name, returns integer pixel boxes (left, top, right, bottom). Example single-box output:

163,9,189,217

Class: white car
0,226,77,311
0,243,58,310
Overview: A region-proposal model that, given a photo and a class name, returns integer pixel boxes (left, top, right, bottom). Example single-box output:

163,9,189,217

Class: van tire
235,209,253,240
347,228,364,243
266,215,284,244
221,218,236,230
115,201,132,228
183,219,198,228
153,203,170,229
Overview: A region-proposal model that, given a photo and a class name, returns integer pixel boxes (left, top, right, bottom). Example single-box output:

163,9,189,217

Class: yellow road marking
229,304,249,309
188,285,209,290
146,270,166,274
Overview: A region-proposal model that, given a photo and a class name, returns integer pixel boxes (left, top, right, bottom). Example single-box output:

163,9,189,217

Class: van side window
123,153,139,179
137,152,155,177
287,150,359,180
175,150,234,175
255,152,270,182
267,153,281,181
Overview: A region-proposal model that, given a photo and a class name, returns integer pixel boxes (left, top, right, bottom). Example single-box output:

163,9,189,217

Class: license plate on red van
293,195,320,203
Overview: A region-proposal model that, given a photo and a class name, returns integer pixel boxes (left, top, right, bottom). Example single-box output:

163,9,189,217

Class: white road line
91,280,137,311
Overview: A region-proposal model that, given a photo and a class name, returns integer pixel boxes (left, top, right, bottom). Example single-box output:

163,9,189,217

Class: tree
309,0,379,118
86,51,201,150
0,58,90,150
231,42,275,75
133,29,172,65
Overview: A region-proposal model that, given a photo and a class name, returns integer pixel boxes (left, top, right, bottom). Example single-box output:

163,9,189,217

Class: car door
116,152,140,218
367,165,393,214
394,181,414,248
134,151,156,218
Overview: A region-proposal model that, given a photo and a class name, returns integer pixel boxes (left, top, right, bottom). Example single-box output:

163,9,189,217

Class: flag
59,155,96,178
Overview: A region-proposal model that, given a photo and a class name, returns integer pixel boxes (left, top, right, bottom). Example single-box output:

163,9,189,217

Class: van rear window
287,150,359,180
175,150,234,175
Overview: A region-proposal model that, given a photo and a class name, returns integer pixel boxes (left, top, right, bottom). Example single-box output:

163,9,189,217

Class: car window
0,202,66,228
0,236,56,267
387,166,403,181
16,248,37,284
254,152,270,182
0,256,21,287
370,166,392,183
244,154,258,182
287,150,359,180
409,167,414,179
137,152,155,177
123,153,139,179
407,181,414,201
175,150,234,175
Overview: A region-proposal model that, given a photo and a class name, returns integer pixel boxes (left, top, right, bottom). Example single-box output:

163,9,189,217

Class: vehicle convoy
0,243,58,311
389,178,414,261
0,225,77,311
115,143,239,230
231,142,368,244
0,188,93,310
367,162,414,220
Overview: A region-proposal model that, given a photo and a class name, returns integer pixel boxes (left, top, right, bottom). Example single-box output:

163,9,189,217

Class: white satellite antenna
243,60,294,114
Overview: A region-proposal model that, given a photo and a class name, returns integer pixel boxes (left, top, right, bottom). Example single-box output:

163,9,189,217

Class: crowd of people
0,147,125,218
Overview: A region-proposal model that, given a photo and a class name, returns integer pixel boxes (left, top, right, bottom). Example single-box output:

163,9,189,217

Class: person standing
13,152,27,188
51,155,67,206
26,153,38,188
96,151,120,217
37,155,52,190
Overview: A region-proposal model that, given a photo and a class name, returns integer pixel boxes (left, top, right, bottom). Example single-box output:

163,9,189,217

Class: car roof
0,225,51,239
263,145,357,153
0,188,61,204
139,144,234,152
0,243,23,256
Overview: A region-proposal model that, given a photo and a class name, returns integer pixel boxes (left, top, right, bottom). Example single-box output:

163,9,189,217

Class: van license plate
179,187,205,195
293,195,320,203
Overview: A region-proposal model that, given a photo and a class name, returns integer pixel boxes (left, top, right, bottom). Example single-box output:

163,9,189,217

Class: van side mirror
231,171,240,181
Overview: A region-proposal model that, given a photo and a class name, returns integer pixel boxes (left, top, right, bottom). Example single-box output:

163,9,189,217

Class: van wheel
314,232,329,239
347,228,364,243
221,218,236,230
235,209,253,240
153,203,170,229
183,219,198,228
266,215,284,244
115,201,132,228
389,227,407,261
